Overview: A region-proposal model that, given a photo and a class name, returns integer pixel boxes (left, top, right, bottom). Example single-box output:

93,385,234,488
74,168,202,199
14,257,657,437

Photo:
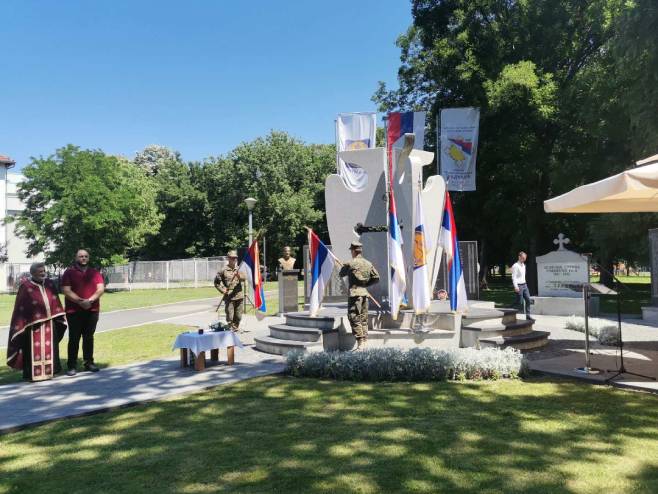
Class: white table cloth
172,331,244,355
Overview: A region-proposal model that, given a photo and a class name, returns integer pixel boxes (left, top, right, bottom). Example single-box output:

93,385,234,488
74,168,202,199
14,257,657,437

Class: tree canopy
15,145,161,267
373,0,658,285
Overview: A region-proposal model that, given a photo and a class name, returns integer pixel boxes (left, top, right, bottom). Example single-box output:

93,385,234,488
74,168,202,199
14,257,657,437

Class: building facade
0,155,44,292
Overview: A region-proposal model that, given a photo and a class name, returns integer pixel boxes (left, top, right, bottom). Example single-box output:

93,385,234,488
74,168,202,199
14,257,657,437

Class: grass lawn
1,376,657,493
0,323,191,386
480,277,651,315
0,281,300,326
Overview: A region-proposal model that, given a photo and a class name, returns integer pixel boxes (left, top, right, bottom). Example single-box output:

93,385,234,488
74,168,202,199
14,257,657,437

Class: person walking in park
339,241,380,351
61,249,105,376
512,251,534,321
214,250,246,332
6,263,67,381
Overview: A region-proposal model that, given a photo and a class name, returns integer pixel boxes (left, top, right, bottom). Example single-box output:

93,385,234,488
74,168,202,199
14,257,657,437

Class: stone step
463,319,534,334
269,324,328,342
368,329,455,341
478,330,550,352
460,319,534,348
285,312,339,330
254,335,324,355
462,307,518,325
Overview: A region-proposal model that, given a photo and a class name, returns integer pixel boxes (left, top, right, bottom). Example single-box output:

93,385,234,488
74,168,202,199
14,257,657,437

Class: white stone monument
532,233,598,316
325,134,446,309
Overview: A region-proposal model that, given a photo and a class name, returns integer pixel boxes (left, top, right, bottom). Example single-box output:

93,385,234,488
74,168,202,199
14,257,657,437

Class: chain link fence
2,256,228,292
105,257,228,290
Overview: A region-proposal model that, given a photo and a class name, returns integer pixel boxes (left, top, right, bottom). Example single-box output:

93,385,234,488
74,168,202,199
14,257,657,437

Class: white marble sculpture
325,135,446,308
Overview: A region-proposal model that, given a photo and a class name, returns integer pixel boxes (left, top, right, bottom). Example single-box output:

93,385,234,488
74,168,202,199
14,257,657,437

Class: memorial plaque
435,240,479,300
278,269,300,313
536,234,588,298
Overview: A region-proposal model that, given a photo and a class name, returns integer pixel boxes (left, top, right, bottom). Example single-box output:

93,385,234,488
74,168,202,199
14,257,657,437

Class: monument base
641,306,658,323
531,296,599,317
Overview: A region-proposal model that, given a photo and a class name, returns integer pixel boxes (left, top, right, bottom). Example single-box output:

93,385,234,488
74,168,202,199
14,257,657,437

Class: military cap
349,241,363,250
227,250,238,258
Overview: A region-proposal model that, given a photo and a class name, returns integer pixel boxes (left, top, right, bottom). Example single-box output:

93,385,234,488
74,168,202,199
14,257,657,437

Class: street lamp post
244,197,257,247
244,197,257,304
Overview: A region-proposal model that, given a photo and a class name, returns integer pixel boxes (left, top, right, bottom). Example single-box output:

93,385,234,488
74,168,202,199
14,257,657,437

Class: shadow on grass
1,375,657,493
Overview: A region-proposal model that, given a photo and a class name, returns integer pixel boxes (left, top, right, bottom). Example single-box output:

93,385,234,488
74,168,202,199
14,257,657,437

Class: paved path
0,297,222,346
0,341,284,433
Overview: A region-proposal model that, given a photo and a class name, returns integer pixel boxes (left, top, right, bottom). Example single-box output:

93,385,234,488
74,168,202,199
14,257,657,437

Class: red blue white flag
439,192,468,311
386,111,426,172
308,229,337,317
388,169,406,320
239,239,266,315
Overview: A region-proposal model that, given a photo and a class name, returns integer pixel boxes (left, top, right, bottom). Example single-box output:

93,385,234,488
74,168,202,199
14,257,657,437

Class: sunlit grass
0,376,656,493
0,281,302,325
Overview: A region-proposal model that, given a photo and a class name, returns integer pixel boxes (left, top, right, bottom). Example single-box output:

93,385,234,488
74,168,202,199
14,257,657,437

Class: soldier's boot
356,338,367,351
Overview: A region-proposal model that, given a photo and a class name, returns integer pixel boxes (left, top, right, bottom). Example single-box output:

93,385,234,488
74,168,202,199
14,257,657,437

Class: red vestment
6,278,67,381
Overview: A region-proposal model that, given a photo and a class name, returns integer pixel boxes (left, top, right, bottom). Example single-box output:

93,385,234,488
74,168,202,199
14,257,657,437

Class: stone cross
554,233,570,251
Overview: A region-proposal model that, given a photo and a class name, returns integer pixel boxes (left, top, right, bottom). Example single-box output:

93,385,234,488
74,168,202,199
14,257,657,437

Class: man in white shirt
512,251,534,321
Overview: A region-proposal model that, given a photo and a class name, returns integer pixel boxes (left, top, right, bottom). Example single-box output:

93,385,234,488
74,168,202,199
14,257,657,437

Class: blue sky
1,1,412,168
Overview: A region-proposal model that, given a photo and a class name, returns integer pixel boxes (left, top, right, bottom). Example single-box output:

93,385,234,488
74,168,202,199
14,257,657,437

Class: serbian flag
239,239,266,316
388,176,407,320
386,111,426,173
439,192,468,311
308,229,337,317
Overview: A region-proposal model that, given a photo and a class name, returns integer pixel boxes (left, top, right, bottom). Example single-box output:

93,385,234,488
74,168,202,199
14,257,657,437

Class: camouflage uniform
214,253,246,331
339,242,380,344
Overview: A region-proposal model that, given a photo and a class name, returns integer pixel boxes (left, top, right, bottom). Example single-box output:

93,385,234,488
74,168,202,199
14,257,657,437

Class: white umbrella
544,155,658,213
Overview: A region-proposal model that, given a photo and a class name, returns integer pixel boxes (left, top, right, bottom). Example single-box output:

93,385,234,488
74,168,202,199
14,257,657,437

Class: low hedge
285,347,528,381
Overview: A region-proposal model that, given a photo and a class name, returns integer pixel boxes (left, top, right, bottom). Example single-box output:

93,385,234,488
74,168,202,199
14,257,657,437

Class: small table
172,331,244,371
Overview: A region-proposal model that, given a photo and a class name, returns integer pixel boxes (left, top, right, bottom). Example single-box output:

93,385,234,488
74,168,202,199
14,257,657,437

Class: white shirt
511,261,526,289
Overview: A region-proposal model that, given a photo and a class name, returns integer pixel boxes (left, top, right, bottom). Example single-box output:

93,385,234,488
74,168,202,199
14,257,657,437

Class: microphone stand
592,263,655,382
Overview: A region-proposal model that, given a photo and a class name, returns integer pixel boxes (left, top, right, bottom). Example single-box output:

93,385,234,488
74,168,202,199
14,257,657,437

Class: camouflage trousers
224,299,244,331
348,296,369,340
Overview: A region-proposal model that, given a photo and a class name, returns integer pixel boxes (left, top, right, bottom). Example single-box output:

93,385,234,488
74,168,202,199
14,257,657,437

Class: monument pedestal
531,296,599,317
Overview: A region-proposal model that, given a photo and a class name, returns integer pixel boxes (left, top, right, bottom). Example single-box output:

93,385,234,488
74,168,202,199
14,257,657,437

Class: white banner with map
438,107,480,191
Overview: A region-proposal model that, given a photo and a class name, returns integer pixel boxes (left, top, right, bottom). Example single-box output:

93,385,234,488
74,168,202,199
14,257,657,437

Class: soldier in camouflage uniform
339,241,380,350
214,250,246,332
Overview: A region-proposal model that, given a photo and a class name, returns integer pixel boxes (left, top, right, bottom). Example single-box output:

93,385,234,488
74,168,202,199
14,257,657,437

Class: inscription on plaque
536,234,588,298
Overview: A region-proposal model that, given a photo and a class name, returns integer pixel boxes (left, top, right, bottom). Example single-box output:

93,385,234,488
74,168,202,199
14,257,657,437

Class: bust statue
278,246,296,271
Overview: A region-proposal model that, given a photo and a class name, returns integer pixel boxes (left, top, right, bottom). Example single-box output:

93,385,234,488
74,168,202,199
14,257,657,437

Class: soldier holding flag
214,250,246,332
339,241,380,351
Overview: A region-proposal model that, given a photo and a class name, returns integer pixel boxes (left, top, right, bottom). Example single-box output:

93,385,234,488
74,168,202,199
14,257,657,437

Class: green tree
134,145,211,260
373,0,652,288
15,145,162,267
199,131,335,270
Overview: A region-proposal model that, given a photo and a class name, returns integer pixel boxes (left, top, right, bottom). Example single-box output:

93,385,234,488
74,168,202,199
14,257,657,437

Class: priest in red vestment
6,263,67,381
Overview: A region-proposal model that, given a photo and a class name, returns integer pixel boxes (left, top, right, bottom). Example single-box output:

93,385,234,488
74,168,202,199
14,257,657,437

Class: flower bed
285,347,528,381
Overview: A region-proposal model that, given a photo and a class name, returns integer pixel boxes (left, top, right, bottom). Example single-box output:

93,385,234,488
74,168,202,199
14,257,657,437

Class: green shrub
285,347,528,382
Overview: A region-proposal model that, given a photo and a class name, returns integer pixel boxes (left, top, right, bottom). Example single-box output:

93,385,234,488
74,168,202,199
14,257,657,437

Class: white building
0,155,44,292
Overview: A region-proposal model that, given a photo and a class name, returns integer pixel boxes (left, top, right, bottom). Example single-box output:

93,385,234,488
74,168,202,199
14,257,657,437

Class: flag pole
383,115,393,313
335,118,340,175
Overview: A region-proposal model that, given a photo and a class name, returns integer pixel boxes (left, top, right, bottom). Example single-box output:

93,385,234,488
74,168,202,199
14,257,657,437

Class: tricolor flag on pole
387,175,406,320
239,239,267,317
412,188,431,314
308,229,337,317
386,111,426,174
439,192,468,311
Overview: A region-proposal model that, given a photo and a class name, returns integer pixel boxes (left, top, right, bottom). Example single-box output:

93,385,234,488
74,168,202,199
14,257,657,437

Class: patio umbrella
544,155,658,213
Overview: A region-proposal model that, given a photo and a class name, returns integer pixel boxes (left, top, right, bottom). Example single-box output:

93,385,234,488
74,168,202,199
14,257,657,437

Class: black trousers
67,311,99,369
